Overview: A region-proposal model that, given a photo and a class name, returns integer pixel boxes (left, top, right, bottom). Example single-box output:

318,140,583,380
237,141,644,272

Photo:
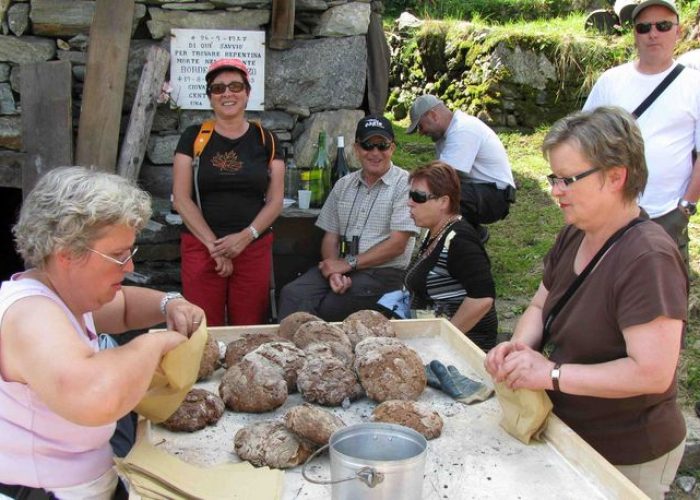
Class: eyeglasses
358,141,392,152
546,167,601,189
88,246,139,267
409,190,440,203
208,81,246,95
634,20,677,34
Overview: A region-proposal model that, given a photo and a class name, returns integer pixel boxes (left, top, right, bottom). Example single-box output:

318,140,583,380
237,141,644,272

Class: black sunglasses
634,20,677,34
208,81,247,95
409,190,440,203
546,166,601,188
358,141,392,152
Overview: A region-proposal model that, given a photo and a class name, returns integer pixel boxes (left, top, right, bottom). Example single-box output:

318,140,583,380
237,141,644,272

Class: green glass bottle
310,131,330,208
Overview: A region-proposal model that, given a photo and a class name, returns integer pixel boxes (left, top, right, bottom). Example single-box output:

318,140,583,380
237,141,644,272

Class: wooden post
269,0,295,50
20,61,72,197
117,46,170,182
75,0,135,172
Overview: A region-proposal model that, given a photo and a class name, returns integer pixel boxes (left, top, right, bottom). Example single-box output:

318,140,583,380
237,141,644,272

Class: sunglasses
409,190,440,203
358,141,392,152
208,81,247,95
546,166,601,189
634,20,677,34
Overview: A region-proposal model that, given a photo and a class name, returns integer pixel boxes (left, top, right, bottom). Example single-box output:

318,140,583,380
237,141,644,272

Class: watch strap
160,292,184,316
551,362,562,392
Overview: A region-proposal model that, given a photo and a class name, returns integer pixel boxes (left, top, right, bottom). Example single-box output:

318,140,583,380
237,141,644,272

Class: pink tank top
0,274,116,488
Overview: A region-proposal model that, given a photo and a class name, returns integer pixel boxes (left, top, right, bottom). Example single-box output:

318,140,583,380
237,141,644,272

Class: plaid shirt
316,164,418,269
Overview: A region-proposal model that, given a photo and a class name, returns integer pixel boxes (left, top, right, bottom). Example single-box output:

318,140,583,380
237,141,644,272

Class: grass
390,114,700,412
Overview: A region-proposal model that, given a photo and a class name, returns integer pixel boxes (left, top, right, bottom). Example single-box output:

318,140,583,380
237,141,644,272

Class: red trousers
180,231,272,326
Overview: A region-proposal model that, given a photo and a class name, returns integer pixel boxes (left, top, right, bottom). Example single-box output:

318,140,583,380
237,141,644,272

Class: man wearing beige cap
406,95,516,237
583,0,700,267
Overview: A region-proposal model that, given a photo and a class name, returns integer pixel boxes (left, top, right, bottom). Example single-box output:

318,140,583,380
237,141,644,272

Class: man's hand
319,257,351,278
329,273,352,294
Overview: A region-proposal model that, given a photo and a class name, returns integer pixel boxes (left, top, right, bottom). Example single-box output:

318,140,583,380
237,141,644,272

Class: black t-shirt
175,122,282,238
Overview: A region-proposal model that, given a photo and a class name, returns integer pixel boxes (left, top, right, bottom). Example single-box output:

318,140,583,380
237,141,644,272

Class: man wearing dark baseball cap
279,115,418,321
406,94,516,238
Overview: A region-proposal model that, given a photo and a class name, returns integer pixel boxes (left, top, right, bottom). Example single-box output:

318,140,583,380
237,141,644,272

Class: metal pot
302,422,427,500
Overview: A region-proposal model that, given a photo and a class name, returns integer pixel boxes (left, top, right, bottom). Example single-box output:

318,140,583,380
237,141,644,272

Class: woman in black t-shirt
405,161,498,351
172,58,284,326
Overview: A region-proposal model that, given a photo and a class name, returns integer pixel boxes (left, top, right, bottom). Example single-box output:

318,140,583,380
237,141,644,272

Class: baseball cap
205,58,250,85
406,94,443,134
355,115,395,142
631,0,678,20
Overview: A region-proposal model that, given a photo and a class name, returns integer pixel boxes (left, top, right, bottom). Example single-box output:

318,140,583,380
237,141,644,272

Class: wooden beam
117,45,170,182
20,61,72,196
75,0,134,172
269,0,295,50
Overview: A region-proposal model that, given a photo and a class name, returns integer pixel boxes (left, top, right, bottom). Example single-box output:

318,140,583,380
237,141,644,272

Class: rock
294,109,365,169
0,35,55,64
30,0,146,37
139,163,173,198
396,11,422,31
56,50,87,65
152,105,180,132
146,7,270,39
0,150,23,188
0,63,9,82
315,2,370,37
675,476,696,494
177,109,214,132
146,134,180,165
680,440,700,470
210,0,271,6
296,0,327,11
0,83,15,115
246,110,295,131
124,40,163,110
0,115,21,150
266,36,366,112
163,2,216,10
491,43,556,91
68,34,89,51
7,3,29,36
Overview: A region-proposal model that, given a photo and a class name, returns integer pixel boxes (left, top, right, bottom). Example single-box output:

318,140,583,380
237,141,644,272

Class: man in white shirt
583,0,700,265
407,95,516,233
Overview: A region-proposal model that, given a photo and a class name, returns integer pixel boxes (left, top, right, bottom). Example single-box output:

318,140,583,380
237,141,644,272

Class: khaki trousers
615,438,686,500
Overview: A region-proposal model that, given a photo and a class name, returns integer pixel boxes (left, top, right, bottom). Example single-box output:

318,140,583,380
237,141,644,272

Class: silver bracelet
160,292,184,316
248,225,259,239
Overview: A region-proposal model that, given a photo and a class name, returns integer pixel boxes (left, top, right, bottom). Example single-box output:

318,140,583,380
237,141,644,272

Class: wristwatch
550,362,562,392
678,199,697,217
345,254,358,271
160,291,184,316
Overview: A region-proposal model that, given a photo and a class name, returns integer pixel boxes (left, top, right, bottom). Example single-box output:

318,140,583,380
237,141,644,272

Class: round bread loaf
284,403,345,446
161,388,225,432
293,321,351,350
224,331,284,368
354,337,426,402
197,335,221,381
244,341,306,393
278,312,322,340
304,341,354,367
234,421,314,469
371,400,443,440
343,310,395,345
219,358,287,412
297,356,363,406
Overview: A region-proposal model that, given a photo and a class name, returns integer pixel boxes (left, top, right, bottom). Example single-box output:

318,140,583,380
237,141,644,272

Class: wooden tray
142,318,646,499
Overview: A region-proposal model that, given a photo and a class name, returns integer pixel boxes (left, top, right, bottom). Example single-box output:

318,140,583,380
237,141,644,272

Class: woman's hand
164,297,205,337
485,341,517,380
214,255,233,278
211,230,253,259
498,342,554,391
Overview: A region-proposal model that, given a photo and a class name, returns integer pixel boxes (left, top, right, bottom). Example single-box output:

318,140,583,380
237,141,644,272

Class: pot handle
301,444,384,488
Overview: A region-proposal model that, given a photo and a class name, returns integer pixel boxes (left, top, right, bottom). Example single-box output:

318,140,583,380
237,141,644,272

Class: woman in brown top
485,106,687,499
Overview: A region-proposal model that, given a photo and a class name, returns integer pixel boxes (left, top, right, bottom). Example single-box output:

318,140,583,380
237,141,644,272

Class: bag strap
540,217,645,352
632,64,684,119
193,120,215,158
251,120,275,166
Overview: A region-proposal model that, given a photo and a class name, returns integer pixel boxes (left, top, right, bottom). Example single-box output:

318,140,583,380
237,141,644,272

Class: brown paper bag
134,321,208,423
494,382,553,444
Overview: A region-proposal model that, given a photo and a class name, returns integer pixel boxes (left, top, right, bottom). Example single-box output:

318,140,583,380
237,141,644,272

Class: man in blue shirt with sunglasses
278,115,417,322
583,0,700,266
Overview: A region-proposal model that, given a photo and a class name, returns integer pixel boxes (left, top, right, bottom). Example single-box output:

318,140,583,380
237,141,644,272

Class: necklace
420,215,462,255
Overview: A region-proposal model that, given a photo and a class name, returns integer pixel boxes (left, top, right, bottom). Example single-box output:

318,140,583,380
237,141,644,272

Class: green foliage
384,0,580,22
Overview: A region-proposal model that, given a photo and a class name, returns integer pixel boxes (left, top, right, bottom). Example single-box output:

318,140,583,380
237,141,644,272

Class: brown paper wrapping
494,382,553,444
134,321,208,423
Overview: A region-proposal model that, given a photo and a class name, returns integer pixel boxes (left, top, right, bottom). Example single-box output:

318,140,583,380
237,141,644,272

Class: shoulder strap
540,217,645,353
632,64,685,119
193,120,215,158
251,120,275,165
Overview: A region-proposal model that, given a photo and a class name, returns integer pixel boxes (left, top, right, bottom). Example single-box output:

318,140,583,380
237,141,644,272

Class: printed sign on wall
170,29,265,110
